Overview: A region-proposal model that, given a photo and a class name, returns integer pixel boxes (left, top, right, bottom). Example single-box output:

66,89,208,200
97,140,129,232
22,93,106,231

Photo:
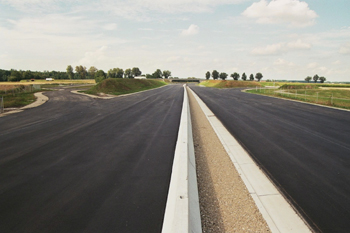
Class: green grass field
200,80,262,88
0,85,40,108
246,86,350,109
85,78,167,96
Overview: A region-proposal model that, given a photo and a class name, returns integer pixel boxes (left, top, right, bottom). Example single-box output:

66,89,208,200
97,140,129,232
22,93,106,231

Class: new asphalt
190,86,350,233
0,85,183,233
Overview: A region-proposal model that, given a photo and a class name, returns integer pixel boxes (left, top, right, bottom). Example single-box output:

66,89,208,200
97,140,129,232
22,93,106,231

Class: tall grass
85,78,166,96
201,80,262,88
246,87,350,109
0,85,41,108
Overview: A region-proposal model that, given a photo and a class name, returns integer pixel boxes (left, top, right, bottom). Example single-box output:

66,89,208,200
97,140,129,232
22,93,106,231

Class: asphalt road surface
190,86,350,233
0,85,183,233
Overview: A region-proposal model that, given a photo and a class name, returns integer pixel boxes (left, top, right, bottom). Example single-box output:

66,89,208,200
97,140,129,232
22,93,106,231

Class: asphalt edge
188,87,312,233
162,85,202,233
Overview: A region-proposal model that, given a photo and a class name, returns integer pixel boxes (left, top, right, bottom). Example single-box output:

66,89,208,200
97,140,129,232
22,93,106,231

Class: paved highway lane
0,85,183,233
190,86,350,233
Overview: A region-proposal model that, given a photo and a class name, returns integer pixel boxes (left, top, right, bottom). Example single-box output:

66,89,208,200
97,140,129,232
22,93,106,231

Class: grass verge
201,80,262,88
246,87,350,110
84,78,167,96
0,85,42,108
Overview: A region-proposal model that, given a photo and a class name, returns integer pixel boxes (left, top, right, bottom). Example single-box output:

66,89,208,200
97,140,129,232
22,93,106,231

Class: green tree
95,70,106,83
319,76,326,83
9,69,22,82
66,65,74,80
131,67,142,77
162,70,172,79
313,74,319,83
255,72,263,82
205,71,210,80
107,68,116,78
212,70,219,80
219,72,228,80
152,69,163,79
116,68,124,78
88,66,98,79
75,65,87,79
23,70,34,80
146,74,153,79
124,68,132,78
249,74,254,81
305,76,312,83
241,72,247,81
230,72,240,80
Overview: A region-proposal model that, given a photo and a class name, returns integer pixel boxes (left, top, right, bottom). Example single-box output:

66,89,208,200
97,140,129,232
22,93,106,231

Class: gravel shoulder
188,88,270,233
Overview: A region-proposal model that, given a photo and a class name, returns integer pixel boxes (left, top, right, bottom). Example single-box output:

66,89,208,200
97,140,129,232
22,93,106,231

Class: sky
0,0,350,81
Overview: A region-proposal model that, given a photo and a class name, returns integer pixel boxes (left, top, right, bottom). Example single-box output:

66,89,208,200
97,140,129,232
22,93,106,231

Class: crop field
19,79,96,85
246,86,350,109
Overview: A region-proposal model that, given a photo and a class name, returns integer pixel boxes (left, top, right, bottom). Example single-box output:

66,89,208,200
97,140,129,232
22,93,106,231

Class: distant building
46,78,54,81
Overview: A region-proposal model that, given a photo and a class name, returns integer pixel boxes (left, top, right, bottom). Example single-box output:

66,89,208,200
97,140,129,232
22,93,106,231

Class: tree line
0,66,173,83
205,70,263,82
0,69,69,82
305,74,326,83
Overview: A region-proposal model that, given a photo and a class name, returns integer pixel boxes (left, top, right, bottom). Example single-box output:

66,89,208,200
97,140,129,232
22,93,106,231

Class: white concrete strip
162,85,202,233
71,85,167,99
21,92,49,109
189,88,312,233
71,90,115,99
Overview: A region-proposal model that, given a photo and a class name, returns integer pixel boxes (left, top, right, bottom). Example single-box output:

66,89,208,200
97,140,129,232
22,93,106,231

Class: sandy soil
188,88,270,233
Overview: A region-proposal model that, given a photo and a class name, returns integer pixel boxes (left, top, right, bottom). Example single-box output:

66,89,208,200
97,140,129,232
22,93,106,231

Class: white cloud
287,39,312,49
274,58,295,66
122,0,246,13
339,43,350,54
0,0,83,13
252,39,311,55
6,14,94,35
242,0,318,27
181,24,199,36
78,46,108,66
307,62,318,69
252,43,285,55
103,23,117,31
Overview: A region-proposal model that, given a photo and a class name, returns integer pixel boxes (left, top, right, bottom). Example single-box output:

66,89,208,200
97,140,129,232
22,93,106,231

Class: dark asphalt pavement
190,86,350,233
0,85,183,233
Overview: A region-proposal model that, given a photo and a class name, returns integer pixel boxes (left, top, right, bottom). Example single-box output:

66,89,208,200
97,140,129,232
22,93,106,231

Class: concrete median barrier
162,85,202,233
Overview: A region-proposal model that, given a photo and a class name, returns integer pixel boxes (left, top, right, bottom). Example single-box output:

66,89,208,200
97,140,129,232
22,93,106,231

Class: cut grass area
1,92,37,108
1,85,42,108
85,78,166,96
201,80,262,88
246,87,350,110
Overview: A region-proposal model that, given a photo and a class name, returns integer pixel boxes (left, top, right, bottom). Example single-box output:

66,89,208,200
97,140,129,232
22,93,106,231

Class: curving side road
0,85,183,233
190,86,350,233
